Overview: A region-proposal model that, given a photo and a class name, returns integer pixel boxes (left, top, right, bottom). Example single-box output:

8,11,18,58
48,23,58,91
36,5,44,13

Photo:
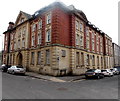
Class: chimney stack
8,22,14,30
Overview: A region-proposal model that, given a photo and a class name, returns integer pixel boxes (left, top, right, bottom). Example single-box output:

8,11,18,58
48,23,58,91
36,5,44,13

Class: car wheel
97,75,100,79
102,75,104,78
12,71,15,75
7,70,9,73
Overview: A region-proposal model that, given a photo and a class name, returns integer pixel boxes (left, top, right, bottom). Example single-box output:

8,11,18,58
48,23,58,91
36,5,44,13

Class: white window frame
46,29,51,42
62,50,66,57
21,18,24,23
37,51,41,65
14,42,16,50
18,40,20,49
92,32,94,39
31,52,34,65
80,22,83,32
46,13,51,24
80,35,83,46
92,55,95,66
10,43,12,50
22,39,25,48
19,29,21,37
76,34,79,45
81,52,84,66
32,24,36,32
86,39,89,49
22,27,26,35
38,31,42,45
86,28,89,36
46,50,50,65
11,33,13,40
86,54,89,66
76,52,79,66
92,41,94,51
76,20,79,30
31,36,35,46
5,35,7,41
38,20,42,29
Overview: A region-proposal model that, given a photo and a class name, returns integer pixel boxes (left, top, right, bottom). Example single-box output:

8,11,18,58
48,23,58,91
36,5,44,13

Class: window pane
31,52,34,64
38,31,42,44
46,50,50,65
32,36,34,46
80,23,83,32
81,53,84,65
46,29,51,42
76,20,79,30
38,20,42,29
47,13,51,24
37,51,41,65
76,52,79,66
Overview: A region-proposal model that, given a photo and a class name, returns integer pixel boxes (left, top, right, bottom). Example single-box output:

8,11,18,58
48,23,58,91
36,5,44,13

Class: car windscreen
16,66,23,68
101,70,106,72
86,69,95,72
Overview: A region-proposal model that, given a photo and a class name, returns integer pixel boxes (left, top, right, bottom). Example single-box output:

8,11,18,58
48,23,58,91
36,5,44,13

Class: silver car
7,66,26,75
101,69,113,77
110,68,119,75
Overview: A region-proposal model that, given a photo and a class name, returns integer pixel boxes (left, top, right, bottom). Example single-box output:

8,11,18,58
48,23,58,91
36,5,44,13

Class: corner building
3,2,113,76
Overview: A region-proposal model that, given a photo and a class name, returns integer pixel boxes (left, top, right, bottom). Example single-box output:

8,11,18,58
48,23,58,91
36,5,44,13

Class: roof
3,1,108,37
33,1,88,22
14,11,32,26
20,11,32,19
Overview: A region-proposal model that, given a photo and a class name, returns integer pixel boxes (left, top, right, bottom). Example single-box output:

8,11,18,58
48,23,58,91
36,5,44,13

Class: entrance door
17,53,23,66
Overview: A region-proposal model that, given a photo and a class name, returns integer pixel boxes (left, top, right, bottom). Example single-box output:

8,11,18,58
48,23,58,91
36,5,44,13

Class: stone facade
112,43,120,67
3,2,114,76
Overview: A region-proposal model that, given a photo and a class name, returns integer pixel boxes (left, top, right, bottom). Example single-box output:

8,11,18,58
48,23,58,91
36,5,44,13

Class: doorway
17,52,23,66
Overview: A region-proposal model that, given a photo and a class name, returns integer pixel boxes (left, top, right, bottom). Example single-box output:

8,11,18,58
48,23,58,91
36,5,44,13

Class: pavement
25,72,85,82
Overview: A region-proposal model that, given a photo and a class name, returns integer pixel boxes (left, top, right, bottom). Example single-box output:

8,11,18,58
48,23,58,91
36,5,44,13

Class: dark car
2,65,11,72
85,69,104,79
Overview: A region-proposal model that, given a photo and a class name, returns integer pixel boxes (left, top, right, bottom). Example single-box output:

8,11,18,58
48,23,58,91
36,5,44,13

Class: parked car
0,64,6,70
85,69,104,79
110,68,119,75
101,69,113,77
7,65,26,75
114,67,120,74
1,65,11,72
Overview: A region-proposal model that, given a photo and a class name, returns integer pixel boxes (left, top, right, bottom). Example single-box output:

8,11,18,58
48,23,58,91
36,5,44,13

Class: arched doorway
17,52,23,66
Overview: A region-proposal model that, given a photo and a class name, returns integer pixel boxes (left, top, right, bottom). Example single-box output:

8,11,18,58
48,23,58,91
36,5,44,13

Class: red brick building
3,2,113,76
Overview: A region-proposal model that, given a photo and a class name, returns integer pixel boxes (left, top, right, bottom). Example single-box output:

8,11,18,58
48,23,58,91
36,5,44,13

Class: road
2,72,119,99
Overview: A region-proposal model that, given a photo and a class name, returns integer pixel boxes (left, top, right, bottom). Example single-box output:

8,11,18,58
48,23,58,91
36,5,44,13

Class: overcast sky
0,0,119,51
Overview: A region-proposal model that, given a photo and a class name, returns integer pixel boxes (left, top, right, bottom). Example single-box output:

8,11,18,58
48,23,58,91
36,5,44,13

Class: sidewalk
26,72,85,82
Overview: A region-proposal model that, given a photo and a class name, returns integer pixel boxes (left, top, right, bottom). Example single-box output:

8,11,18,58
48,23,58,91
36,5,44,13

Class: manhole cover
57,87,68,91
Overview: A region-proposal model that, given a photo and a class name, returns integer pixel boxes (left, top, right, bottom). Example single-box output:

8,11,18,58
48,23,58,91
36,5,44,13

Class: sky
0,0,119,51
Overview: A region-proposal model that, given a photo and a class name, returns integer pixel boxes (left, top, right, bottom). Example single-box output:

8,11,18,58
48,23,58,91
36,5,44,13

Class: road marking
50,77,66,82
72,79,86,82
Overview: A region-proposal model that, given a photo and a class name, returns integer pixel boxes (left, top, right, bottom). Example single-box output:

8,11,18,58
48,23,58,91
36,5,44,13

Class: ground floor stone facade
3,46,113,76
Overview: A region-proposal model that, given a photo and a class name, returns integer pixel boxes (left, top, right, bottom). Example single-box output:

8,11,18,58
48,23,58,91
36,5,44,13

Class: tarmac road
2,72,119,99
